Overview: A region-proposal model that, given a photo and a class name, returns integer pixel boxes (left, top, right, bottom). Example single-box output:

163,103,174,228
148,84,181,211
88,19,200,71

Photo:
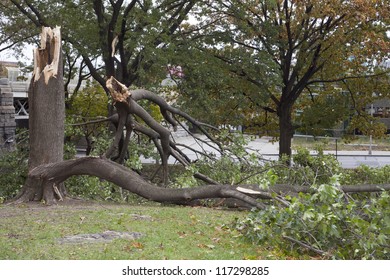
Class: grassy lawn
292,135,390,151
0,201,275,260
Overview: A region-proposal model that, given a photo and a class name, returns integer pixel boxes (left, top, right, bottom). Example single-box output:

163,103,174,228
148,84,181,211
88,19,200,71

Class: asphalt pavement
164,132,390,168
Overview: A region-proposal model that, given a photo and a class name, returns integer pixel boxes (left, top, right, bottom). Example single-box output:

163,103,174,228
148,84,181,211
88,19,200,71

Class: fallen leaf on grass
79,216,85,224
131,242,144,249
243,255,260,260
197,244,215,249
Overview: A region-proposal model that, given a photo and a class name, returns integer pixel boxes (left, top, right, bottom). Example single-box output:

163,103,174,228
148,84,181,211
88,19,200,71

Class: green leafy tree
2,0,199,90
176,48,264,128
191,0,390,158
66,81,108,155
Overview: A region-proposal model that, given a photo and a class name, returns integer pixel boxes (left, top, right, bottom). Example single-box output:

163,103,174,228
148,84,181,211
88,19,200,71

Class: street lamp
369,103,374,155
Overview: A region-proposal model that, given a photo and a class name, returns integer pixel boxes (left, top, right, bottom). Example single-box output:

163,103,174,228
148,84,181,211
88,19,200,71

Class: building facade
0,77,16,153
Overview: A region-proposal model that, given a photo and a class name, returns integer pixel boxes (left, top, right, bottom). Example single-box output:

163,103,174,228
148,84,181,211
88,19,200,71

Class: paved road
260,153,390,168
79,132,389,168
166,134,390,168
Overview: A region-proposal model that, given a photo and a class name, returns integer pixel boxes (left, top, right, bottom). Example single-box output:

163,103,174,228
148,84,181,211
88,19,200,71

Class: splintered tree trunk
14,27,65,204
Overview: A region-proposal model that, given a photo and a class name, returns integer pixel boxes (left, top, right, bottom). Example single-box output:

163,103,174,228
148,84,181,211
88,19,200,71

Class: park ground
0,200,294,260
1,136,388,260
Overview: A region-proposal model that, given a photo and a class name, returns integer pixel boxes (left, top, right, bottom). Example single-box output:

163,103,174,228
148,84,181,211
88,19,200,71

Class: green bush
0,130,77,202
169,146,341,190
65,175,124,201
0,148,28,201
289,147,340,185
341,165,390,185
234,175,390,259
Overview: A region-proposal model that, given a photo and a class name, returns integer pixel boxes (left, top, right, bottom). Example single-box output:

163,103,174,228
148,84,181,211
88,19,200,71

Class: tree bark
28,156,267,209
13,27,65,204
278,102,294,160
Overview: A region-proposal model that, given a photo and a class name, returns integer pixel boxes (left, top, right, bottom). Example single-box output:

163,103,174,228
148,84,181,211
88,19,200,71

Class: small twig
236,166,275,184
150,165,162,181
173,143,216,160
283,235,331,257
69,117,111,126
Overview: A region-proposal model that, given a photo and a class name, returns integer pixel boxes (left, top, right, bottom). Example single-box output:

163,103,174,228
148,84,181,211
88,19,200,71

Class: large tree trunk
14,27,65,204
278,102,294,160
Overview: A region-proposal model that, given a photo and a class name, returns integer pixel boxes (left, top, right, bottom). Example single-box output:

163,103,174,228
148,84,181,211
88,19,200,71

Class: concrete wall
0,78,16,153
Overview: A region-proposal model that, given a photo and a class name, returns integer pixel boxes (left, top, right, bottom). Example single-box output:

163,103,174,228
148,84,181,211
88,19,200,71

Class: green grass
292,135,390,151
0,201,274,260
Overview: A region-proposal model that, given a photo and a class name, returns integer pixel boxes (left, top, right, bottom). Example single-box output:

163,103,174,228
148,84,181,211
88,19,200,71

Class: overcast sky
0,44,34,64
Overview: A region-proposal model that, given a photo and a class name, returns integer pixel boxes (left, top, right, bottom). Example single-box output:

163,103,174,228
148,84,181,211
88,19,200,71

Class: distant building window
14,98,29,119
6,67,20,82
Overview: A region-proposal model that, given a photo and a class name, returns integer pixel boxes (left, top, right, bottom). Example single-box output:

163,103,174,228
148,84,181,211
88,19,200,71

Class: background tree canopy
1,1,390,261
1,0,200,89
1,0,389,157
178,0,390,156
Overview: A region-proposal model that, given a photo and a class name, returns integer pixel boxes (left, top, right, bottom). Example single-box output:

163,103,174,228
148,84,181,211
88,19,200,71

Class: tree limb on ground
28,156,267,209
27,156,389,209
104,76,253,186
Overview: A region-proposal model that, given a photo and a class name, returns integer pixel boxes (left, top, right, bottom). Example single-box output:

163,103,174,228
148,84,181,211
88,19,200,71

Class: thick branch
29,157,266,209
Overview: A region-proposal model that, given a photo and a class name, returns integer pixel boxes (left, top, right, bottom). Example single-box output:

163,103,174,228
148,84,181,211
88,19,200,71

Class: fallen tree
27,156,390,208
11,28,390,208
104,76,233,185
28,156,267,209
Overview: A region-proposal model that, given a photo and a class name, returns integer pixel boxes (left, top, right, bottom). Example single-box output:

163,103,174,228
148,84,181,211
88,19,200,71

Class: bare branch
283,235,331,257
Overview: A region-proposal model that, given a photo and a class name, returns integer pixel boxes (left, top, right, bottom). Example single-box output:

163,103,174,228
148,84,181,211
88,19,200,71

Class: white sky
0,44,34,64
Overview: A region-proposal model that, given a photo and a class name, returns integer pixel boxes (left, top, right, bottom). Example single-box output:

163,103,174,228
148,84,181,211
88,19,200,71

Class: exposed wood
33,26,62,85
106,76,131,104
236,186,263,195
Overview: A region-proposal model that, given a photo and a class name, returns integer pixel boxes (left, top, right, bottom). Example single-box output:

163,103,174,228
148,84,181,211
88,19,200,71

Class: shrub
341,165,390,185
234,175,390,259
0,148,28,201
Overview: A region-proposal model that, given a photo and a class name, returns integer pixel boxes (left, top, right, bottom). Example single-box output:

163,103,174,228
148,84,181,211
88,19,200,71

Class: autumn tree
2,1,208,185
192,0,390,158
175,46,275,132
2,0,199,90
